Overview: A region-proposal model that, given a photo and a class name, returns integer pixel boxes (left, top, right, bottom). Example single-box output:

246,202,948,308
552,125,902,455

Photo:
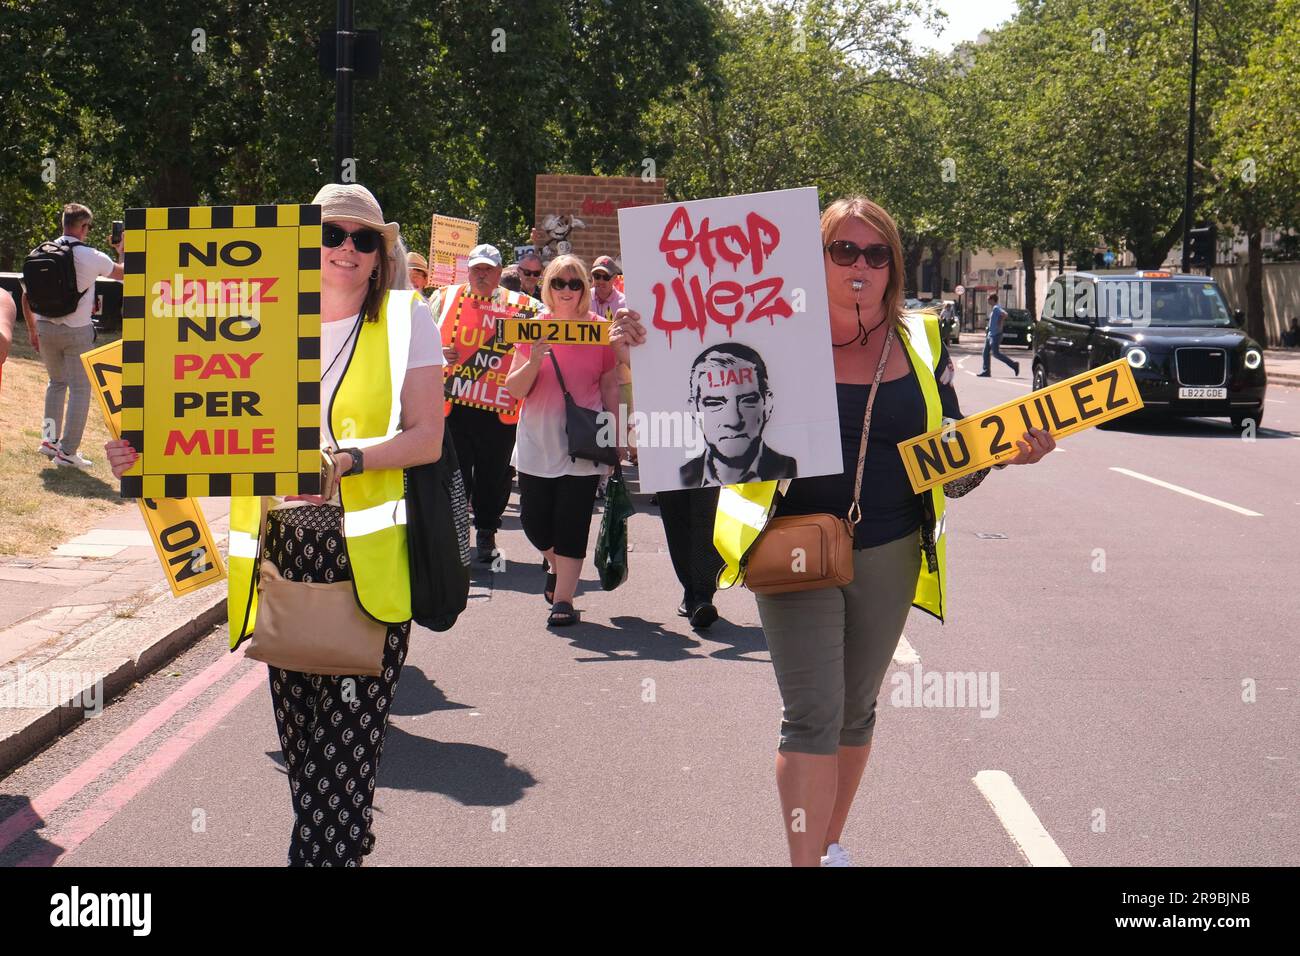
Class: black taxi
1031,271,1268,429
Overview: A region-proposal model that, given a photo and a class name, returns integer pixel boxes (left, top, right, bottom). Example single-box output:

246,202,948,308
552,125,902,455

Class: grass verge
0,324,129,557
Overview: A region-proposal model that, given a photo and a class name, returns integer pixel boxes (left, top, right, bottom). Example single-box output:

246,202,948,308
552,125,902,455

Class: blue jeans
982,330,1017,373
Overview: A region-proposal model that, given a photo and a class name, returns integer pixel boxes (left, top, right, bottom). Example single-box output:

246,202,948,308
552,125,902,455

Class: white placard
618,187,842,492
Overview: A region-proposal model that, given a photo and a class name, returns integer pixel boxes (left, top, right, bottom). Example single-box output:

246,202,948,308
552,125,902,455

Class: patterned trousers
263,504,410,867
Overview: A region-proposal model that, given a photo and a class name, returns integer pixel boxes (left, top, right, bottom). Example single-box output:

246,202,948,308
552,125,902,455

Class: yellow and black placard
82,340,226,597
898,358,1144,493
118,204,321,499
495,316,612,345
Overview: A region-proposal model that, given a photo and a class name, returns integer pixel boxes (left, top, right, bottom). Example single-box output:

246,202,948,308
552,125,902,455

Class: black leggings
517,472,601,559
264,505,409,867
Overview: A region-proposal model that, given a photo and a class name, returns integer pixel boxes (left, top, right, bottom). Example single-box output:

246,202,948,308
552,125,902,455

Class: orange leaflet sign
442,289,538,414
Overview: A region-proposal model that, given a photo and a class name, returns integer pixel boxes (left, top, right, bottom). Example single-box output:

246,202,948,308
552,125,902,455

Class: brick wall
534,174,665,269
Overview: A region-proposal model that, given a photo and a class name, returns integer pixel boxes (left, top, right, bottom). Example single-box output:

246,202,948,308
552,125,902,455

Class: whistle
852,280,864,292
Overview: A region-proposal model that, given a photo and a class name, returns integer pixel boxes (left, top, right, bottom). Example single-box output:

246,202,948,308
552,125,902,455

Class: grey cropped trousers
754,533,921,755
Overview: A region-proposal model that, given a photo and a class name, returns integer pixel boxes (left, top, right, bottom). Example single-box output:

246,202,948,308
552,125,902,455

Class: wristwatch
339,447,364,476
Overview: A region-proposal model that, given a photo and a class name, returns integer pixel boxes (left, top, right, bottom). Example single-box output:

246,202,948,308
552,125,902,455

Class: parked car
1001,307,1033,347
1031,271,1267,430
903,298,962,345
0,272,123,334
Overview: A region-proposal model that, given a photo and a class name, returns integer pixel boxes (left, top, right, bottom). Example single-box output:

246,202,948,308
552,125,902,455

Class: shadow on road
696,620,769,663
555,614,706,662
390,665,473,717
0,794,64,867
379,726,537,806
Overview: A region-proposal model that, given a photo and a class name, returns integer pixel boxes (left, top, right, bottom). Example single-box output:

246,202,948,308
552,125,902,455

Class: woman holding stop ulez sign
611,195,1056,867
106,184,443,866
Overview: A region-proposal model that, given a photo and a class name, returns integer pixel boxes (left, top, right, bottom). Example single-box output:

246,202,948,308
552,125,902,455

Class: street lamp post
1180,0,1201,274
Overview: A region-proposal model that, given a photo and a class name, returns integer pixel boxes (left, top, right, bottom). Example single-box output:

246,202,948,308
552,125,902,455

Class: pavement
1265,348,1300,387
0,499,230,774
0,336,1297,866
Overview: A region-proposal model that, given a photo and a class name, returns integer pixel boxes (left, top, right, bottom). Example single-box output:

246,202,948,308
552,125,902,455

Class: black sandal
543,561,557,604
547,601,579,626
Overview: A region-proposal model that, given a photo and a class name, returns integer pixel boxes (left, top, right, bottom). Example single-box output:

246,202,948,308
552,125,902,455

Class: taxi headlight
1244,348,1262,370
1126,348,1148,369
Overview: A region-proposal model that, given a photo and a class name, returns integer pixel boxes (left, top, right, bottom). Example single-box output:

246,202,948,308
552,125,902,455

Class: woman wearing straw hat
106,184,444,866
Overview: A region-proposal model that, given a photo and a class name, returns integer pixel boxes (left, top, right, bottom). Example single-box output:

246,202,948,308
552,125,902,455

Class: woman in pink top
505,255,622,626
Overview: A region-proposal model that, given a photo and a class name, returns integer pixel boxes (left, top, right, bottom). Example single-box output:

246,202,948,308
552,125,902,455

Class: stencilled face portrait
690,347,771,465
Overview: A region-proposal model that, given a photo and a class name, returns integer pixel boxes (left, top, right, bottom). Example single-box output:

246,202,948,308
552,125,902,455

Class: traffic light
1187,224,1217,267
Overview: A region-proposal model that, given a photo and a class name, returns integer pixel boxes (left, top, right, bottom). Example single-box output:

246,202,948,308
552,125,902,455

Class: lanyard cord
323,313,363,382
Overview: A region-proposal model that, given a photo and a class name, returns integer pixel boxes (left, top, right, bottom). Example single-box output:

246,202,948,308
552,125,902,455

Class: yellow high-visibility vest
228,290,417,646
713,311,948,622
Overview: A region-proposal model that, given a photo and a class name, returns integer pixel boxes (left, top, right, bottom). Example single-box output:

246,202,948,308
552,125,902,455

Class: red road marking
20,665,266,866
0,650,248,856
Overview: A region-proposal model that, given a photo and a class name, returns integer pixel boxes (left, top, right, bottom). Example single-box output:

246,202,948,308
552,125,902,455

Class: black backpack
22,239,85,318
404,430,471,632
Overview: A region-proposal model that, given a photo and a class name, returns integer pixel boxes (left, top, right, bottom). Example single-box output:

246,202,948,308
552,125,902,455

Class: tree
1204,0,1300,343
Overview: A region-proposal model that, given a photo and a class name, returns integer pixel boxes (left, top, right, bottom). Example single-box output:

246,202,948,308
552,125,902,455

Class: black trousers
264,505,409,867
446,404,517,532
657,486,723,606
517,472,601,560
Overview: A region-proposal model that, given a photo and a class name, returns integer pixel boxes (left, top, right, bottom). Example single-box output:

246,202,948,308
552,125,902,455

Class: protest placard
897,358,1144,493
118,204,321,499
442,288,538,415
429,214,479,287
617,187,841,492
82,339,225,597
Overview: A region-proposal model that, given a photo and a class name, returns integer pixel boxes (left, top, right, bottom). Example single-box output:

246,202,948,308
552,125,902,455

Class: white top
319,295,443,447
30,238,117,328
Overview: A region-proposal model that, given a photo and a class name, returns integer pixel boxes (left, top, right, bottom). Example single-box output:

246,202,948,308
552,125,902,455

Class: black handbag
404,429,471,632
547,349,619,466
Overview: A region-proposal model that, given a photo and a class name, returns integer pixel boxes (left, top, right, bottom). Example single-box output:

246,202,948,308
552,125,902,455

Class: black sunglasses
323,222,383,254
591,271,612,280
549,277,585,292
826,240,892,269
520,268,542,278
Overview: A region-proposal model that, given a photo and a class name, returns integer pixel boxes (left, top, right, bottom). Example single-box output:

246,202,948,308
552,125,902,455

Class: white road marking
973,770,1071,867
1265,399,1285,404
1110,467,1263,516
962,370,1031,388
956,357,967,369
892,634,919,665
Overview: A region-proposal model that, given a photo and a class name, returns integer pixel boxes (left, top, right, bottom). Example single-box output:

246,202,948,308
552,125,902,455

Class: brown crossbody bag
243,496,388,677
743,328,895,595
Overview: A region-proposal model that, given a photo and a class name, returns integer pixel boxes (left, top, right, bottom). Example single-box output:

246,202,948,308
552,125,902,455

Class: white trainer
39,440,59,459
54,449,93,469
820,843,852,867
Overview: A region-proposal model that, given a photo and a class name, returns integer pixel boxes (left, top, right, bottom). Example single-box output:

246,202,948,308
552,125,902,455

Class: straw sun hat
311,183,400,252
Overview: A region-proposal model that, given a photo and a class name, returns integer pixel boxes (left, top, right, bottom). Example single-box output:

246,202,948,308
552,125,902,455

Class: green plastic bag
595,465,635,591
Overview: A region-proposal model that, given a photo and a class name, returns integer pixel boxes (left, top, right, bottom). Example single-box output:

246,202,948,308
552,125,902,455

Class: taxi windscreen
1096,280,1233,327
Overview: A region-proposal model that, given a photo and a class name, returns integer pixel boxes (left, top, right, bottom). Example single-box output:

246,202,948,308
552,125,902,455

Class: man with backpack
21,203,124,467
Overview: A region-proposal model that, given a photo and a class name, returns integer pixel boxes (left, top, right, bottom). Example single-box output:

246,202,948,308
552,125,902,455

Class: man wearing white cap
428,243,539,561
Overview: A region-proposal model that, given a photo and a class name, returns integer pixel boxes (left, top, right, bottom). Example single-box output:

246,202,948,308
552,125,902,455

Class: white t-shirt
319,294,443,447
30,237,117,328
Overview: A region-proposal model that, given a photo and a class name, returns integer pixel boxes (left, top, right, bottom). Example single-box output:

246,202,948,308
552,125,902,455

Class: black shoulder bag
404,429,472,631
547,349,619,466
